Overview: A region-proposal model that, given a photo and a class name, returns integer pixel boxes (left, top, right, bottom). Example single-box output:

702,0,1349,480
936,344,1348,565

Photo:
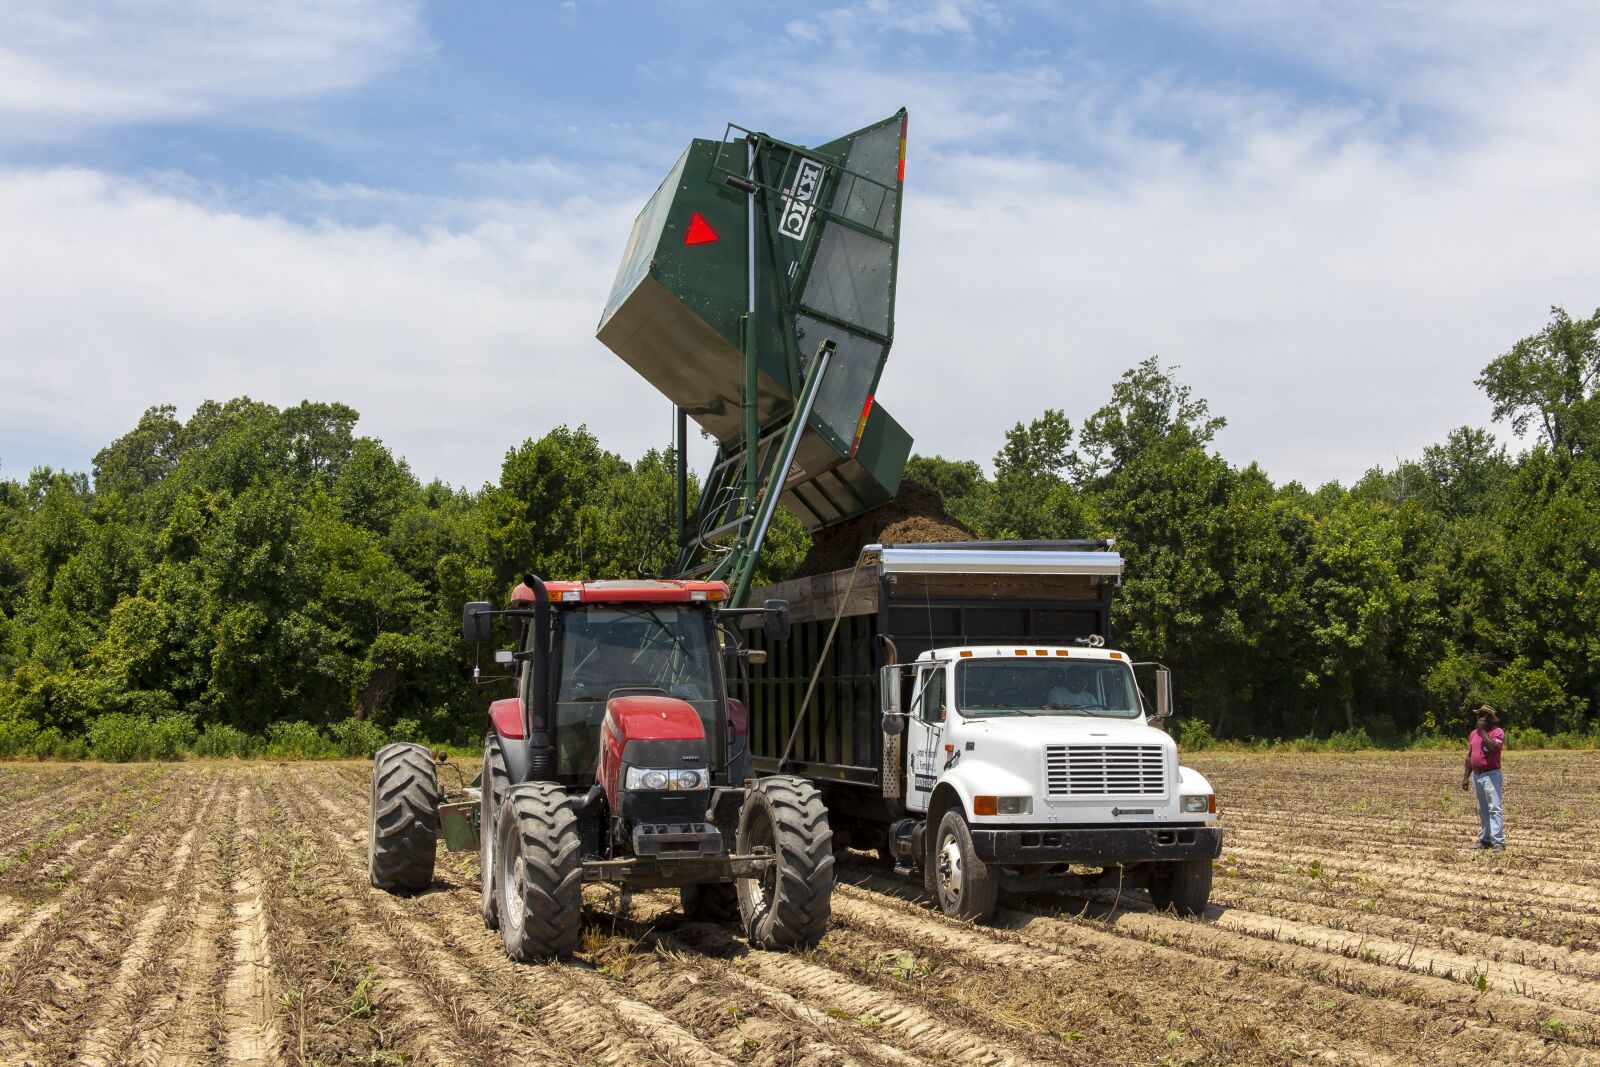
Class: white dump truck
739,540,1222,921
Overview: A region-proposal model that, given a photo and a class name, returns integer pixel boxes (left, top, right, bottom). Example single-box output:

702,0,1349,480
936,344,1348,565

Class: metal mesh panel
832,121,900,237
800,225,893,336
797,314,884,445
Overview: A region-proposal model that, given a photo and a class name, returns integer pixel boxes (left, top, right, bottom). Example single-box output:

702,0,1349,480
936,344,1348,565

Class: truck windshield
956,659,1142,719
551,605,720,777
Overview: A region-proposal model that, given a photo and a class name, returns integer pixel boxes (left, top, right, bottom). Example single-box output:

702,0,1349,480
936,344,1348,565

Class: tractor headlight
625,767,707,791
626,767,671,791
1180,794,1215,814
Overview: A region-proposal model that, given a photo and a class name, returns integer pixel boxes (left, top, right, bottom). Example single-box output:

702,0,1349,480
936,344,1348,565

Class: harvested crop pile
792,479,975,578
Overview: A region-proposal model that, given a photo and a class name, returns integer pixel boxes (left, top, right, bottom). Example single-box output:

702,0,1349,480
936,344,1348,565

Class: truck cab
884,643,1222,920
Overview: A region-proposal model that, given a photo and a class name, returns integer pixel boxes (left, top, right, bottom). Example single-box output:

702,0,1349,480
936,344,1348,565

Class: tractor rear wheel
368,743,439,893
681,881,739,922
496,782,582,961
1148,858,1213,916
479,734,510,929
735,776,833,950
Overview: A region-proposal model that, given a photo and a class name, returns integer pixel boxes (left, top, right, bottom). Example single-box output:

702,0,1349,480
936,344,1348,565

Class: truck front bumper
969,824,1222,866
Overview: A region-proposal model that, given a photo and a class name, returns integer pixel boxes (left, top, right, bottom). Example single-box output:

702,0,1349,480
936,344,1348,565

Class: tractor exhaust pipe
521,574,557,781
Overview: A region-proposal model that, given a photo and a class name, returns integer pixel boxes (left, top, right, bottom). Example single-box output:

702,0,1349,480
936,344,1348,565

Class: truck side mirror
882,712,906,736
1154,668,1172,721
744,649,768,667
762,599,791,641
493,649,515,665
462,601,493,644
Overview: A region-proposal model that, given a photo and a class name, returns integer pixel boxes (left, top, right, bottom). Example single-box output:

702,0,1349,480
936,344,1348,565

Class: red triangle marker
684,212,718,246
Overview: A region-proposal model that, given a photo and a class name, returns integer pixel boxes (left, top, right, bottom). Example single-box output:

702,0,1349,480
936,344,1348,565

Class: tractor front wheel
368,743,439,893
735,776,833,950
479,734,510,929
496,782,582,961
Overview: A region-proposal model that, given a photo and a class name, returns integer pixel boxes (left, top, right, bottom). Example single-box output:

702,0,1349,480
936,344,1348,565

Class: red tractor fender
599,695,705,810
488,697,523,740
726,697,748,740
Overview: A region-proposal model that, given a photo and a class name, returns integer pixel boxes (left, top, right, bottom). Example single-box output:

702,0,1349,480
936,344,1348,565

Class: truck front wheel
932,809,999,922
1148,858,1213,917
735,776,833,949
496,782,583,961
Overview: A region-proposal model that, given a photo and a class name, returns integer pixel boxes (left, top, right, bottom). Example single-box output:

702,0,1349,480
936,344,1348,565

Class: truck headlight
625,767,707,791
973,795,1033,816
1180,794,1215,814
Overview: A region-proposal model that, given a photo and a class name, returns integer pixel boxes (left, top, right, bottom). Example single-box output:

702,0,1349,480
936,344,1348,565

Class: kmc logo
778,157,826,242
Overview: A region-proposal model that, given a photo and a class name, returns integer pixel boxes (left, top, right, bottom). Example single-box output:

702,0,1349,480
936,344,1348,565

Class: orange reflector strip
898,114,907,182
959,650,974,657
1209,795,1218,814
1014,649,1027,656
1054,649,1069,656
972,795,997,816
1110,652,1123,659
943,743,954,754
1034,649,1047,656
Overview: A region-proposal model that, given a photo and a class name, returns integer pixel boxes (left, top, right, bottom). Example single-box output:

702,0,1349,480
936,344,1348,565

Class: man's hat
1474,704,1500,725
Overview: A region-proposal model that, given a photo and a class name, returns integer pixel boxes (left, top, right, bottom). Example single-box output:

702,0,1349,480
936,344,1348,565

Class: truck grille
1044,745,1167,797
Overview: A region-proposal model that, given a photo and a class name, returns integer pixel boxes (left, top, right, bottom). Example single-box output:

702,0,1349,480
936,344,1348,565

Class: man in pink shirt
1460,705,1505,850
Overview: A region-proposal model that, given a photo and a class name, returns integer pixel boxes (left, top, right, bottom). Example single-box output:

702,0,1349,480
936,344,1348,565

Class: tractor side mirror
744,649,769,667
1154,668,1173,722
493,649,515,665
462,601,493,644
762,599,791,641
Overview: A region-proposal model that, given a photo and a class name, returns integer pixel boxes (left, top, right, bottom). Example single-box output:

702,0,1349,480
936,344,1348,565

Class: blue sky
2,1,1598,489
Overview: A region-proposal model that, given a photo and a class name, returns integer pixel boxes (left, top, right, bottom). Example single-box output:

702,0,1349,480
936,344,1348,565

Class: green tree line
0,307,1595,753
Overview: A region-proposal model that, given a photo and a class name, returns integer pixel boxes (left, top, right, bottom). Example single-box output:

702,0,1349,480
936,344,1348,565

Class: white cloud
0,166,697,488
0,1,426,141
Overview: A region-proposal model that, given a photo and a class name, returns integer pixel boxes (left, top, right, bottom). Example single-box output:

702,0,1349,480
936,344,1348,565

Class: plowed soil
0,751,1596,1065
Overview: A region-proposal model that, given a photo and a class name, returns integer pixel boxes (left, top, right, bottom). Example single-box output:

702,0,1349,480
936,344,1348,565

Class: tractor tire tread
498,782,583,961
368,743,439,893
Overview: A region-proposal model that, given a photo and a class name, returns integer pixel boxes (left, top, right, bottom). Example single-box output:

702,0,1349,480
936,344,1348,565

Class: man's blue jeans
1473,769,1504,847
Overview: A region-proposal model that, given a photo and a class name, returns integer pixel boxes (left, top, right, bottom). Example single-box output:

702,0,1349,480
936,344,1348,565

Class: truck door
905,665,946,813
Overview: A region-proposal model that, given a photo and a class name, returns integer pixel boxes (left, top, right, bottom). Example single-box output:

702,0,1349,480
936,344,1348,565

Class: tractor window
551,605,721,778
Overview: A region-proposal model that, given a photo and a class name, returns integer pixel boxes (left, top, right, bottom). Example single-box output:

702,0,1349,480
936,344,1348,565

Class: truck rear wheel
496,782,582,961
479,734,510,929
932,809,999,922
735,776,833,950
680,881,739,922
368,743,439,893
1148,858,1213,916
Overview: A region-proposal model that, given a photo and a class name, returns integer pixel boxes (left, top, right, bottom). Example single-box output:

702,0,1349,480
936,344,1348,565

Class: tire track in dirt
288,764,741,1067
0,768,197,1062
68,770,226,1066
824,886,1411,1066
219,777,275,1067
841,867,1597,1062
1211,879,1600,976
150,771,246,1066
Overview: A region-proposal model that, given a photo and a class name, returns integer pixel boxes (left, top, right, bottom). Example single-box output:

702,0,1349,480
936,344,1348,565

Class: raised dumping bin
597,112,912,539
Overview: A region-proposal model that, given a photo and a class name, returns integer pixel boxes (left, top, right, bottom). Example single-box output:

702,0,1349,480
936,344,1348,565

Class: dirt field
0,752,1595,1066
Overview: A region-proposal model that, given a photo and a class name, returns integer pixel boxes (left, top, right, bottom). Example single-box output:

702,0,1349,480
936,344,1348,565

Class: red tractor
366,576,834,961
